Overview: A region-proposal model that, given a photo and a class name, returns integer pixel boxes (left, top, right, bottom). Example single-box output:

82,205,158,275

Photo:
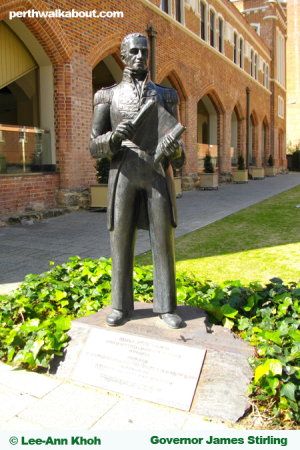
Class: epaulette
94,84,118,106
155,85,179,103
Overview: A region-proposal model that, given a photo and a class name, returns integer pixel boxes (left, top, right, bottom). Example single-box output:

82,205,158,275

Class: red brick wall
286,0,300,147
0,174,59,214
0,0,286,210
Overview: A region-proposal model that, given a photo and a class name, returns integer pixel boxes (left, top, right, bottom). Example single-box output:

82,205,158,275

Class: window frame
218,15,224,54
233,31,238,64
200,0,208,41
239,37,244,69
209,7,216,48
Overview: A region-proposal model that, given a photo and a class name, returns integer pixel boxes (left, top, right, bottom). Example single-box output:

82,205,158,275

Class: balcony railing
0,125,55,175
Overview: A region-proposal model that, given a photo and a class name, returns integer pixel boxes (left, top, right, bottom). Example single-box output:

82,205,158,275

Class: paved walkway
1,173,300,289
1,174,300,431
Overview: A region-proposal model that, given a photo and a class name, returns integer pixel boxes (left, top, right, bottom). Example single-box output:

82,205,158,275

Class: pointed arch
233,101,244,121
250,109,259,126
261,115,270,165
197,85,225,115
0,1,73,63
157,63,189,102
88,33,123,69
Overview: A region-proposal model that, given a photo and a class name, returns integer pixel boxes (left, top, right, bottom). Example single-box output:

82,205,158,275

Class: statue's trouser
110,148,177,314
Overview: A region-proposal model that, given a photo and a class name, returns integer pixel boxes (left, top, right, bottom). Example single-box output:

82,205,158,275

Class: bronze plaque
71,328,206,411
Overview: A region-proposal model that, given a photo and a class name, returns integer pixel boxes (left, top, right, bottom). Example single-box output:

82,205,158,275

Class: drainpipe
147,24,158,83
246,86,251,171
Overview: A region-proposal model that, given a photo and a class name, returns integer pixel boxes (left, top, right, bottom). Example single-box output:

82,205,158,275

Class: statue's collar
122,67,149,83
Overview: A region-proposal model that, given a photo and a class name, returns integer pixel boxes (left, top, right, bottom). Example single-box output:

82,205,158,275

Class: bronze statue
90,33,186,329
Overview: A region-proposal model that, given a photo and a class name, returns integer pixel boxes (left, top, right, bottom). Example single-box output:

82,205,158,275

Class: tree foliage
204,150,214,173
95,158,110,184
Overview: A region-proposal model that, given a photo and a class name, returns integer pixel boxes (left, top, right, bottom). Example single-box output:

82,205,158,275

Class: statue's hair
120,33,148,59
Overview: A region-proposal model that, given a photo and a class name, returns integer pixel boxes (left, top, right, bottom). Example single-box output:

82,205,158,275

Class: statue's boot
159,312,182,329
106,309,128,327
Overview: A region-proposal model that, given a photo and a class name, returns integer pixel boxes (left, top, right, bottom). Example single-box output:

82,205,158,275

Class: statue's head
120,33,149,73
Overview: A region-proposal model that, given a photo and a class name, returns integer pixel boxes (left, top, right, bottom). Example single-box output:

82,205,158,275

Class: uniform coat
90,69,186,313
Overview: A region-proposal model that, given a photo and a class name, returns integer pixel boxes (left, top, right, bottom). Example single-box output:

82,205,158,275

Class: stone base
181,172,200,190
55,188,90,209
0,207,72,227
219,171,234,184
47,303,254,423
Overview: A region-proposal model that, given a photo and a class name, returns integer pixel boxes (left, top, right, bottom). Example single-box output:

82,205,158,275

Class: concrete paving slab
0,282,22,295
91,399,188,430
0,363,62,398
181,416,229,430
0,385,37,425
0,417,45,430
19,383,119,430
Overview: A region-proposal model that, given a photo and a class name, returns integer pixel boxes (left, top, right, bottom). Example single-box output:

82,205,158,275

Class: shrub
237,155,245,170
268,154,274,167
95,158,110,184
203,150,214,173
292,150,300,172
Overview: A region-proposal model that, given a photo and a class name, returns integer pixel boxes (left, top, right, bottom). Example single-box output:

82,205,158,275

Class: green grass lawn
136,185,300,285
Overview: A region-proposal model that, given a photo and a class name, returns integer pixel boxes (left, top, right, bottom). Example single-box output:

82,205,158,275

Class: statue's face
123,36,149,72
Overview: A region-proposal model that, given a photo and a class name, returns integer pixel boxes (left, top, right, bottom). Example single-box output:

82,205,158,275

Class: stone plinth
49,303,254,423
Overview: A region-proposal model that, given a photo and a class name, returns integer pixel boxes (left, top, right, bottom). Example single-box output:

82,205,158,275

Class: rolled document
154,122,186,164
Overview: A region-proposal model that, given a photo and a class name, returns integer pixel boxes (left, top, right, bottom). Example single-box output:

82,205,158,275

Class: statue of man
90,33,186,329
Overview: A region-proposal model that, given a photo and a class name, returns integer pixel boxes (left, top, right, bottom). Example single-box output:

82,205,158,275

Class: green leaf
222,317,234,329
7,348,15,363
243,295,255,312
220,304,238,318
288,329,300,342
264,330,282,345
280,382,297,402
255,364,270,383
278,397,289,410
53,315,71,331
265,359,282,376
255,359,282,383
55,290,66,301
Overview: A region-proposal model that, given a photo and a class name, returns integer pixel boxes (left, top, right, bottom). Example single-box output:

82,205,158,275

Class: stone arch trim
262,115,270,129
0,0,73,63
157,63,189,102
250,109,259,126
197,85,226,115
232,102,245,160
88,33,123,69
233,101,244,121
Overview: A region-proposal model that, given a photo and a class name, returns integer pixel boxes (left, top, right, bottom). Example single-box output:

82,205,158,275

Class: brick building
286,0,299,147
0,0,287,214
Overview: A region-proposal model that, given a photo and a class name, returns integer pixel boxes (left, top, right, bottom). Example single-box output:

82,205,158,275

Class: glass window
219,18,223,53
175,0,181,23
162,0,169,14
201,2,207,41
251,50,254,77
210,10,215,47
234,33,238,64
255,53,258,80
239,38,243,68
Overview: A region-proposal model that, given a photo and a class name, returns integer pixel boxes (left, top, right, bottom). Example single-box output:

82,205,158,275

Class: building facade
286,0,299,147
0,0,287,214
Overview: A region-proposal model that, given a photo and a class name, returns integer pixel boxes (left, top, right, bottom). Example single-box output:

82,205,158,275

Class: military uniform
90,69,185,314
